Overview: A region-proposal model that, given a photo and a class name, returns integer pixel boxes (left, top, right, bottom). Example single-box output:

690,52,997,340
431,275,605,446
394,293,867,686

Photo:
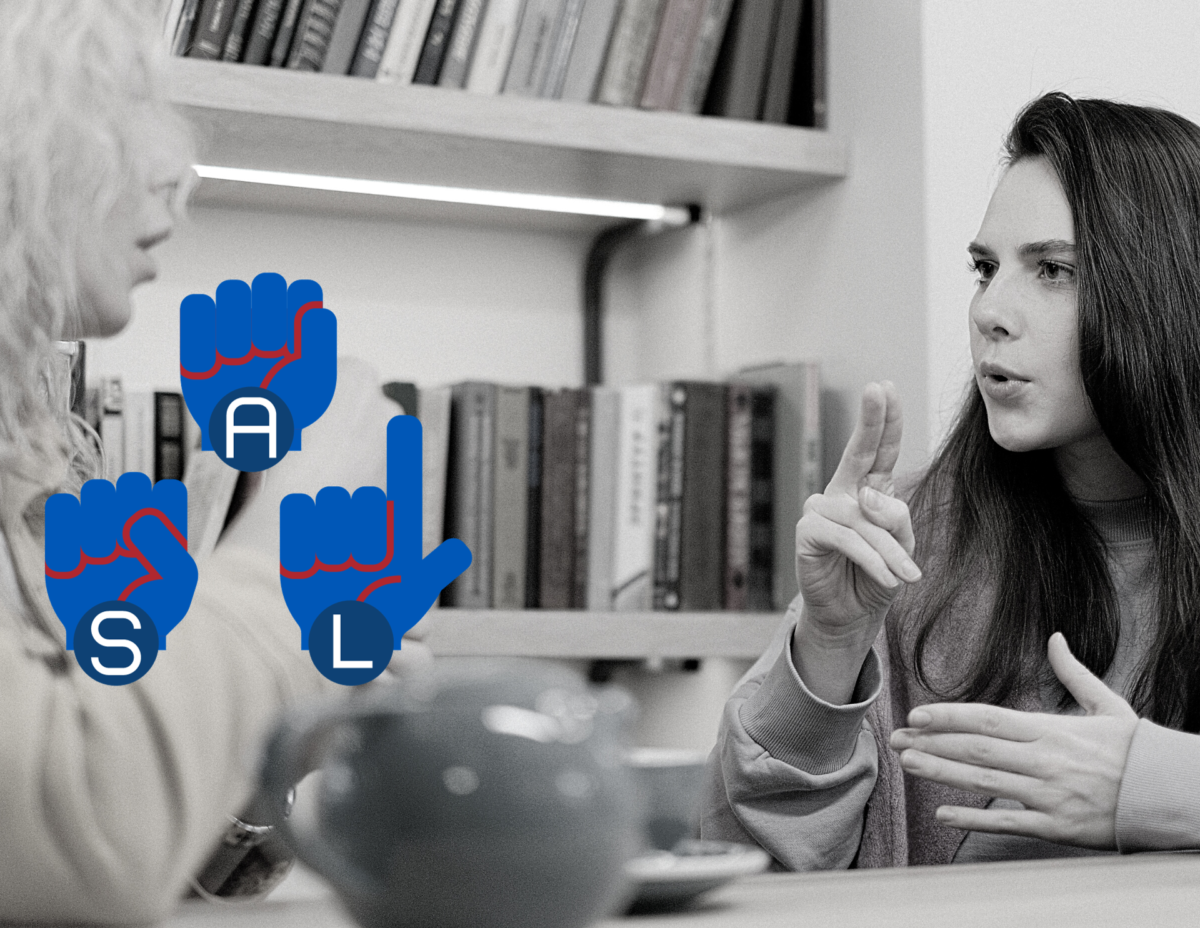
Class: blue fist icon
45,473,198,683
180,273,336,471
280,415,471,684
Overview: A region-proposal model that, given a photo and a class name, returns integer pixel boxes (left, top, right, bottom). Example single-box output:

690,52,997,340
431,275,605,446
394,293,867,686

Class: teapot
260,658,643,928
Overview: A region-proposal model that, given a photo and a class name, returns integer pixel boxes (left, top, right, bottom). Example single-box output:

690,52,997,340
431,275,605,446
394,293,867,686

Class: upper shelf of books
165,58,847,229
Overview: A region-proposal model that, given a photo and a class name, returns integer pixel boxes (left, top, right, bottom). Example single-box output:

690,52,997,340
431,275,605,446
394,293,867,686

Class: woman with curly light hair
0,1,400,919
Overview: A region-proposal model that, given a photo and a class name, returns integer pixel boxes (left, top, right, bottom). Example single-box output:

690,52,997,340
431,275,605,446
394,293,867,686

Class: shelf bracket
583,205,702,386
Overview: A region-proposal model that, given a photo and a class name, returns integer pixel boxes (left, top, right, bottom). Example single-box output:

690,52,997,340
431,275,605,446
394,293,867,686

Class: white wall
921,0,1200,445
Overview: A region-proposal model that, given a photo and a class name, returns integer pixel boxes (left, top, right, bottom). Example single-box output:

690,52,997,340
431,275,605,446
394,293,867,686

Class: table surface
167,852,1200,928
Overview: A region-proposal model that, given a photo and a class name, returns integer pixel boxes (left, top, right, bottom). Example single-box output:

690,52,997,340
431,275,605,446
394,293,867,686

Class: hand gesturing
795,381,921,635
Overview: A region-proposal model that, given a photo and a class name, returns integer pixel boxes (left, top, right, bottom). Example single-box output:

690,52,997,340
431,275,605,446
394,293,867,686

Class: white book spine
585,387,620,611
610,383,658,611
465,0,526,93
124,390,155,480
99,376,124,483
420,385,453,559
377,0,444,82
800,361,822,500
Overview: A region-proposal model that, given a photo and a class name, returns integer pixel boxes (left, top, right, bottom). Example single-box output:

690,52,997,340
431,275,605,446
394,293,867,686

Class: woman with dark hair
702,92,1200,867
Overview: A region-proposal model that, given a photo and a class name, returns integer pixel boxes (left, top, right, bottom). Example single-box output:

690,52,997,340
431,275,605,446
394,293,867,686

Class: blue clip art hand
45,473,198,650
180,273,337,461
279,415,472,648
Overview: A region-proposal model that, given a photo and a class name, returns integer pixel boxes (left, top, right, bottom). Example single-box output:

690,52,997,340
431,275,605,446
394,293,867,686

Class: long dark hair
902,93,1200,731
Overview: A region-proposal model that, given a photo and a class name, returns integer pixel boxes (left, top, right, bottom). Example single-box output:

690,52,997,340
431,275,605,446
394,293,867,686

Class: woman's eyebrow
967,241,994,258
1018,239,1077,258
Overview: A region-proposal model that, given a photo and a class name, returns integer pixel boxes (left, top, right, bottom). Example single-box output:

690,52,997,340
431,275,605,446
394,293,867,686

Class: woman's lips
978,365,1030,402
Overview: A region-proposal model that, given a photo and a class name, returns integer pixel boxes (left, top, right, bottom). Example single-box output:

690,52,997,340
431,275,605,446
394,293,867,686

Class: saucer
623,840,772,912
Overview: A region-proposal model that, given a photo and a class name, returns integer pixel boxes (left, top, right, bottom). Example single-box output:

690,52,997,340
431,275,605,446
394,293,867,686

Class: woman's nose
971,274,1016,340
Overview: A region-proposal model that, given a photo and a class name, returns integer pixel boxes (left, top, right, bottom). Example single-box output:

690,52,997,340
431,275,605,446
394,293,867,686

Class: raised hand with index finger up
791,382,923,705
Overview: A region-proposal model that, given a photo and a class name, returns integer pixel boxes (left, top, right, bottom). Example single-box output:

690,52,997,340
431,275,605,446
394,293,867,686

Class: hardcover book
594,0,665,106
322,0,375,73
412,0,465,83
638,0,707,110
243,0,287,64
557,0,621,101
492,385,531,609
538,388,583,609
377,0,442,81
701,0,777,120
439,0,492,87
464,0,527,93
350,0,403,76
610,384,659,611
443,382,496,607
585,387,619,611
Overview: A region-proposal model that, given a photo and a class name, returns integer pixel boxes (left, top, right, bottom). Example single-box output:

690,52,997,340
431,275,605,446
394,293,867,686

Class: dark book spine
653,383,685,610
444,383,493,607
287,0,346,69
270,0,307,64
322,0,375,73
188,0,239,58
437,0,490,87
747,385,775,611
243,0,285,63
678,382,726,610
570,390,591,608
701,0,778,120
412,0,465,83
538,389,579,609
221,0,260,59
154,393,186,483
724,382,751,610
758,0,801,121
525,387,544,608
350,0,403,76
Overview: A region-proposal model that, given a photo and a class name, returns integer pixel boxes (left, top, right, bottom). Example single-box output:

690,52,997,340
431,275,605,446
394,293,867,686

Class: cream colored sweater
0,466,338,923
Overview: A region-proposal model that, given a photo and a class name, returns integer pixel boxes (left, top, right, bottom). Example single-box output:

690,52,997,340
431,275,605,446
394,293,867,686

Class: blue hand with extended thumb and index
279,415,471,658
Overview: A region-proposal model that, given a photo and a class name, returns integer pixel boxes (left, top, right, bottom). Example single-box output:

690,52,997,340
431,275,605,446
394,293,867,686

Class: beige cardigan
0,464,338,923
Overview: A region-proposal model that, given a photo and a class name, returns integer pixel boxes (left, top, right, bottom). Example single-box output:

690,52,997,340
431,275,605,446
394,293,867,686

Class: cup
260,658,643,928
625,747,711,852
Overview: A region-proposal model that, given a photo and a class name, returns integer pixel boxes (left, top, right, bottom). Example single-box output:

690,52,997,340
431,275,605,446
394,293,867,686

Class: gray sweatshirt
701,495,1200,867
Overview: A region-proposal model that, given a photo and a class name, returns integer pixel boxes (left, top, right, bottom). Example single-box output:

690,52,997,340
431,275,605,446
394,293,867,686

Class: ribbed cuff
739,628,882,776
1115,719,1200,852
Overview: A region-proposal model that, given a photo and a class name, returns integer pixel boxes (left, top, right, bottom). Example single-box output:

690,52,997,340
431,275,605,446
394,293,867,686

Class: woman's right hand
791,382,921,702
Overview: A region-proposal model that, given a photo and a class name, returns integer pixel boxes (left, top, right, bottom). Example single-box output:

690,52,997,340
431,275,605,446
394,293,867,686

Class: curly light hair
0,0,194,491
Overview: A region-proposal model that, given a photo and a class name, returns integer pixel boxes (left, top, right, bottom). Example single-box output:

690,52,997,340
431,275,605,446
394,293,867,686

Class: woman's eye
968,258,996,283
1039,260,1076,283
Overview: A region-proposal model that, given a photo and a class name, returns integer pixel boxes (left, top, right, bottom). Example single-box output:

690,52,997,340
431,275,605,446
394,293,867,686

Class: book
220,0,260,60
269,0,308,63
464,0,527,93
557,0,620,101
652,382,683,609
594,0,665,107
747,385,775,610
638,0,707,110
723,383,752,610
491,386,530,608
170,0,204,54
524,388,544,607
322,0,375,73
412,0,465,83
163,0,189,48
123,390,156,480
438,0,492,87
784,0,820,126
585,387,620,611
418,386,453,558
539,0,588,97
758,0,802,122
701,0,777,120
243,0,286,63
187,0,239,58
99,377,125,483
443,382,495,607
382,380,419,415
677,381,726,610
155,392,187,482
738,360,820,610
350,0,404,76
674,0,732,113
538,388,582,609
570,389,592,608
287,0,347,70
501,0,567,96
376,0,442,81
610,384,658,611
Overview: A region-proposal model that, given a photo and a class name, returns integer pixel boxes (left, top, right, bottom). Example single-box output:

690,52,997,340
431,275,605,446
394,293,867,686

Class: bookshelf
422,609,781,658
164,58,847,229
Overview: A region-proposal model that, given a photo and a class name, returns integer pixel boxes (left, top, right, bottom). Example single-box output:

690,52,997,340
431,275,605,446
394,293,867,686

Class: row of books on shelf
392,361,821,613
79,360,820,614
164,0,823,124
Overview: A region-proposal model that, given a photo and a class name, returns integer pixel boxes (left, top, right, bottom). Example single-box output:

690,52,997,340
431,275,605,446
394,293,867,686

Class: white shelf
419,609,780,659
165,58,847,228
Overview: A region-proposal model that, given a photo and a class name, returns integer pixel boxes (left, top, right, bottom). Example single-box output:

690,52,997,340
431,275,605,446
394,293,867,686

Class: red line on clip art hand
279,501,400,590
179,300,323,388
44,508,187,601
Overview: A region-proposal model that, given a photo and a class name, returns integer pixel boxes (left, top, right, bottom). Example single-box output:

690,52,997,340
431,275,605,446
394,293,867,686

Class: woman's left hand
888,632,1139,849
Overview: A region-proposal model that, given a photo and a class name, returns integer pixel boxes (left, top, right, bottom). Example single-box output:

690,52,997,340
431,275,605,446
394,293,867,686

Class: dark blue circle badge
209,386,295,472
74,601,159,685
307,600,394,686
